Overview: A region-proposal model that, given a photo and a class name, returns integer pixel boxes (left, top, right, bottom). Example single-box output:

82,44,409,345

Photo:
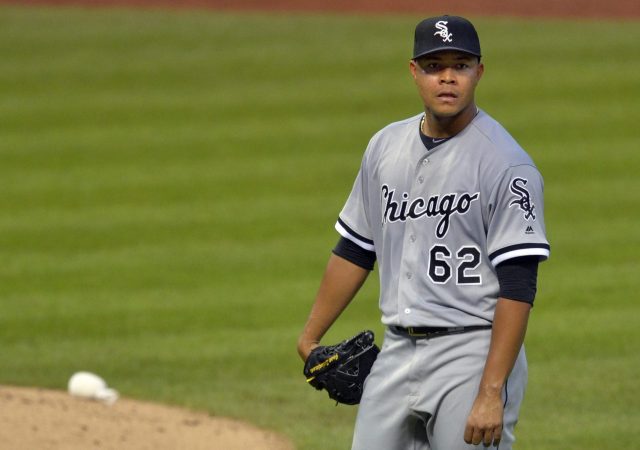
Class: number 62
428,245,482,285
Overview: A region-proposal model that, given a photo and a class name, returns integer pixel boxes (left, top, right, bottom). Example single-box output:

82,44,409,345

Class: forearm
297,253,370,360
479,297,531,396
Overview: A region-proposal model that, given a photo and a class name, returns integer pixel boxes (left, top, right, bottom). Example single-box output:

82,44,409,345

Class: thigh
352,405,428,450
428,342,528,450
428,378,482,450
351,330,428,450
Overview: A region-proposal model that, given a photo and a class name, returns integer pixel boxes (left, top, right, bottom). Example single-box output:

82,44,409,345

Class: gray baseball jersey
336,110,550,328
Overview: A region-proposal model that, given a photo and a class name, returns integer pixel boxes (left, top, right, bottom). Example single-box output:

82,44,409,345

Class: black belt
390,325,492,339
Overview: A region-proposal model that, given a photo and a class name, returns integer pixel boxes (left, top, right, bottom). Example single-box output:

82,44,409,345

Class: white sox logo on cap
434,21,453,43
413,16,481,59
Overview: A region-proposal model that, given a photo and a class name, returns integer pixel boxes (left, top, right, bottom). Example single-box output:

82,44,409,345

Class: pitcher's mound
0,386,294,450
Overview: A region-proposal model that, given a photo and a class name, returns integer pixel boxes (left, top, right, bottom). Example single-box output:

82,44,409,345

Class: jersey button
422,158,429,166
406,272,413,279
417,176,424,184
404,308,411,314
409,235,416,243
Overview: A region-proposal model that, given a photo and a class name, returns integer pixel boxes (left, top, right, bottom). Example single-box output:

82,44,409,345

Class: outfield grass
1,6,639,449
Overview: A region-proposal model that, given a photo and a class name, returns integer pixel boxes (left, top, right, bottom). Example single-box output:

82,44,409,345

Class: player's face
410,51,484,122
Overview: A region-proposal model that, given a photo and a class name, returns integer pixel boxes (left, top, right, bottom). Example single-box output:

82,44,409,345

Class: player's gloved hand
303,330,379,405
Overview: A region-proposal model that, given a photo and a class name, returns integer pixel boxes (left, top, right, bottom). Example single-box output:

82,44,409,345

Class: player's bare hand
463,391,504,447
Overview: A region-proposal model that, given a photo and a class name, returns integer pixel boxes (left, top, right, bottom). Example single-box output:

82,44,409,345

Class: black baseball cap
413,15,481,59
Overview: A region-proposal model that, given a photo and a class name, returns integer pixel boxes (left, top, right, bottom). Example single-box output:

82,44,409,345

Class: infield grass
1,6,639,449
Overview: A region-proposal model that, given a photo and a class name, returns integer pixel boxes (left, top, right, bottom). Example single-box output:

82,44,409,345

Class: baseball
68,371,119,405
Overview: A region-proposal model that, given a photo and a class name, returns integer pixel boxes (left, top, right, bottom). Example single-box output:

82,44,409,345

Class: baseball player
298,15,550,450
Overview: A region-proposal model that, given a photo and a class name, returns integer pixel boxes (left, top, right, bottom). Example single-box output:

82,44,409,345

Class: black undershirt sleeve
496,256,539,305
332,236,377,271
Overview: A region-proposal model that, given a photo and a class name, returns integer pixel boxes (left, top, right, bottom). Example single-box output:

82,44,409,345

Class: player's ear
409,59,419,80
476,61,485,81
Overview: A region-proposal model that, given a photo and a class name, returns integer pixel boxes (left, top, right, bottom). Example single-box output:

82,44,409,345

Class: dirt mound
0,386,293,450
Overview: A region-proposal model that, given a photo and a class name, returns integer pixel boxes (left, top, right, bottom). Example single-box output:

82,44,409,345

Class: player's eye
417,62,440,72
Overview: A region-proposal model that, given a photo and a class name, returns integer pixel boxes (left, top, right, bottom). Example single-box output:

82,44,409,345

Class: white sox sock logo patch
434,21,453,43
509,177,536,220
381,185,479,238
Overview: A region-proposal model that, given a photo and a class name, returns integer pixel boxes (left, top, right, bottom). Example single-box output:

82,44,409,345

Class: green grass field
1,5,639,449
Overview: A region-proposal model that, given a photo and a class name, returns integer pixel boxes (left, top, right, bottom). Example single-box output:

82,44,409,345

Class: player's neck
422,103,479,138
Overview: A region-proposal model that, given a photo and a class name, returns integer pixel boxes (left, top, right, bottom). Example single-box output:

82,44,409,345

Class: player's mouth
437,92,458,102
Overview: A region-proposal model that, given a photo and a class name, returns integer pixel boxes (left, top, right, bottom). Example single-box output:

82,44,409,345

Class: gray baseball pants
351,327,527,450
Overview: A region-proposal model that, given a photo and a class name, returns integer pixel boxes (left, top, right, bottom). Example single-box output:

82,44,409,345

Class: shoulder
362,113,422,161
368,113,422,146
467,110,536,169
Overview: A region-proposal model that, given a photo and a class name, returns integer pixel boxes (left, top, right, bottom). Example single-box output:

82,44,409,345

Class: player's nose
439,67,456,84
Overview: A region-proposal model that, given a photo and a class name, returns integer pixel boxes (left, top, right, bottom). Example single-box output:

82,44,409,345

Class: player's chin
431,106,464,119
430,100,472,119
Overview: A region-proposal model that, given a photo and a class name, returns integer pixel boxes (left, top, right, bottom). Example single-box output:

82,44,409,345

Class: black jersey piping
489,243,550,261
337,217,374,246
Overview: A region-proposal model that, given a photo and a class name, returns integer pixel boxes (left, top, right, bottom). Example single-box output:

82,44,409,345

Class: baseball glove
303,330,379,405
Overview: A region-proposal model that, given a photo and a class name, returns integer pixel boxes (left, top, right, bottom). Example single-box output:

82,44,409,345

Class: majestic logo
434,21,453,43
381,185,479,238
509,177,536,221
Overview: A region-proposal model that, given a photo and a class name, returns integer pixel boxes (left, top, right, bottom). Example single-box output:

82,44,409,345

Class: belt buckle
407,327,427,337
